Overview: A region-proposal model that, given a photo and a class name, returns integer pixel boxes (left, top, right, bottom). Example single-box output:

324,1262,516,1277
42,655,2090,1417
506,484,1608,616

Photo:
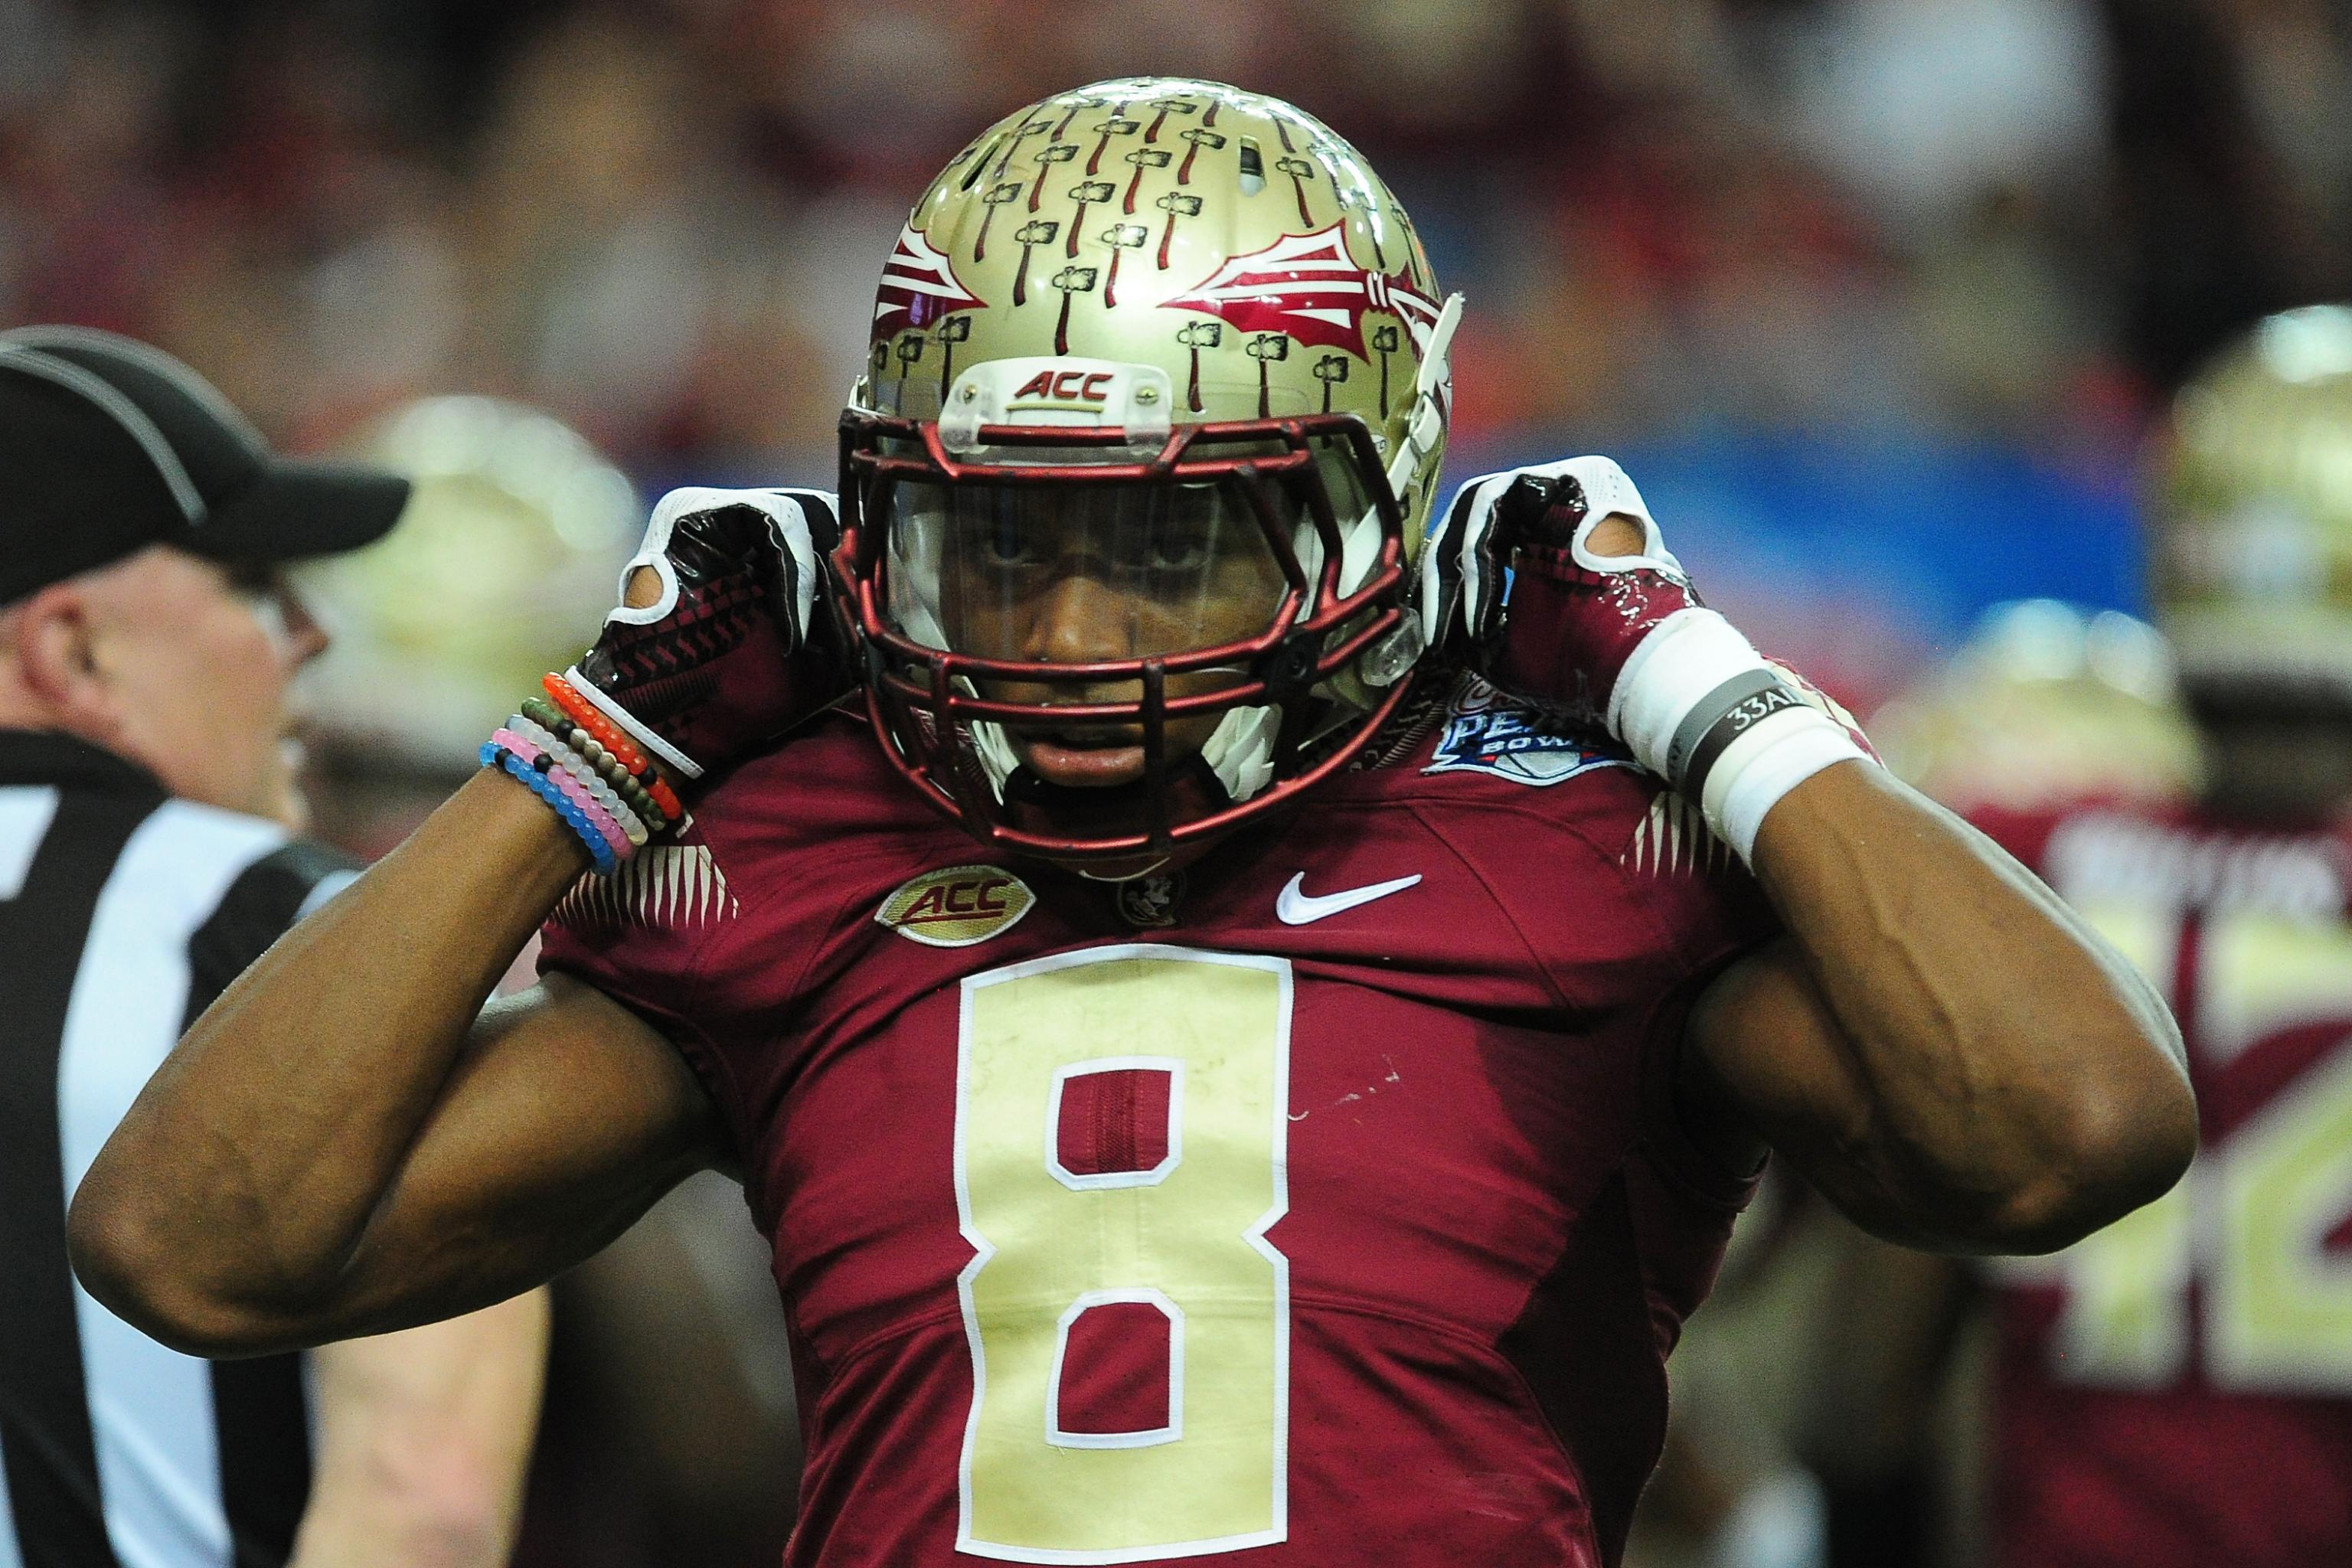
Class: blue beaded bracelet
481,742,619,875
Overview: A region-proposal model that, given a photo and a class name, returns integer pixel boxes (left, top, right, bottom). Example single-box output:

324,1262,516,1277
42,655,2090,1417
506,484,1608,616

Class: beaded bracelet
541,674,685,824
481,743,619,875
496,720,645,848
521,696,662,825
502,717,648,848
539,672,656,782
490,729,635,862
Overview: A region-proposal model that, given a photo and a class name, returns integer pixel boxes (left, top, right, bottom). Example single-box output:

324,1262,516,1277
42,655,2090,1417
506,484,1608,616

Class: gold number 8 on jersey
954,945,1292,1563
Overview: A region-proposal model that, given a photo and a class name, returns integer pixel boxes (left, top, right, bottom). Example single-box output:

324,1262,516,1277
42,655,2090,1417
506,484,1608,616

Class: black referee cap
0,325,410,605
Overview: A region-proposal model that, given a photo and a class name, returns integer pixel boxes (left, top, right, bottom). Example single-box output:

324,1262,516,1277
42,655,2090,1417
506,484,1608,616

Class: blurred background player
0,328,545,1566
292,393,803,1567
1960,307,2352,1568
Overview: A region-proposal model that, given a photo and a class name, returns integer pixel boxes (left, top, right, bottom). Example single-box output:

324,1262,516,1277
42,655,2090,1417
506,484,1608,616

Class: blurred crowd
4,0,2349,494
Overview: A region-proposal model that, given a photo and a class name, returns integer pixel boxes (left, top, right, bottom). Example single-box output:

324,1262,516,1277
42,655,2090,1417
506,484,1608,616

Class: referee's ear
3,581,119,741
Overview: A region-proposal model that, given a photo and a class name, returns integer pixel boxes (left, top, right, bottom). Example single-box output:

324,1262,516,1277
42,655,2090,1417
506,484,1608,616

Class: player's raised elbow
1978,1031,2198,1254
67,1177,289,1358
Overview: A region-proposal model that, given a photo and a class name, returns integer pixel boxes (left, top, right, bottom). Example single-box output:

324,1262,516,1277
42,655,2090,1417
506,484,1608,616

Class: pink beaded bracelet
491,727,633,863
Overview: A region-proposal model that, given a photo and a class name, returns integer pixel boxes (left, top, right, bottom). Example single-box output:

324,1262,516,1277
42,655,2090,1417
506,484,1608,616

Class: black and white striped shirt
0,730,354,1568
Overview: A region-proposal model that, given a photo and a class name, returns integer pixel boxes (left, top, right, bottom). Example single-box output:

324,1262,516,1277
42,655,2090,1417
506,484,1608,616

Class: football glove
564,486,849,785
1423,456,1872,861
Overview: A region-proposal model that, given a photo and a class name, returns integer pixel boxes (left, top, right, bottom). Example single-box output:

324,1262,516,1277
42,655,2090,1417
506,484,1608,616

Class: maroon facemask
831,407,1419,872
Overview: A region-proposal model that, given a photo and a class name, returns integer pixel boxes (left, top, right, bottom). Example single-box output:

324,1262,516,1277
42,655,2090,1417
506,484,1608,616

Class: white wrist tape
1609,607,1761,765
1704,704,1865,861
1609,606,1870,863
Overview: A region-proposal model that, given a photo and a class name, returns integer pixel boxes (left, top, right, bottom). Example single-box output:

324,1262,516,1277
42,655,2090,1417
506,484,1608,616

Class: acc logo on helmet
1012,370,1115,404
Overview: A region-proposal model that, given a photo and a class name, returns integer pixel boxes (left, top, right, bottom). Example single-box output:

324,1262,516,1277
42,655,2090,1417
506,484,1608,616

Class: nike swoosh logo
1276,872,1423,926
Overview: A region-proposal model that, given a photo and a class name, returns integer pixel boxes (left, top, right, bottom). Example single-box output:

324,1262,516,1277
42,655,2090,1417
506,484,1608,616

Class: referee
0,327,547,1568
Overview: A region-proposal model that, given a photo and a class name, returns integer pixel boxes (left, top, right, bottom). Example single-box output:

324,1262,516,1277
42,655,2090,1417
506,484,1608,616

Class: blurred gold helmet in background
1872,599,2200,814
297,396,639,769
2152,304,2352,711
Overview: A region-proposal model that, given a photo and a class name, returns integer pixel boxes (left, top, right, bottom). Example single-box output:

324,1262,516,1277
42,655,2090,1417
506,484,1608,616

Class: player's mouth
1017,724,1147,788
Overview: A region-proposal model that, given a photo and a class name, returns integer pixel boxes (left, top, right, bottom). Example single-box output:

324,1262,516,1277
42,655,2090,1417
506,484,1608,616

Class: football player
1863,314,2352,1567
70,80,2194,1568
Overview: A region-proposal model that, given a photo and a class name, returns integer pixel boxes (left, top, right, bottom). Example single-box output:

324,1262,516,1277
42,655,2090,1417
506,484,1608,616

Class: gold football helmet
2152,304,2352,712
1871,599,2199,813
830,77,1462,870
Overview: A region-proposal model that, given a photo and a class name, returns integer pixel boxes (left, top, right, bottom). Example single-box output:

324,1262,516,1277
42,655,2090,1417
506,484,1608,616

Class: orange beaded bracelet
541,674,685,824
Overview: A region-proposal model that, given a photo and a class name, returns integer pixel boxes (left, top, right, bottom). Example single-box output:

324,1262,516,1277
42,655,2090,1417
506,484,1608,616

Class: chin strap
1387,293,1462,530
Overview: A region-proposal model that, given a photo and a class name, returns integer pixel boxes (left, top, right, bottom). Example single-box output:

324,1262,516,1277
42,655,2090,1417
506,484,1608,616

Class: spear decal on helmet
895,334,923,383
974,181,1021,263
872,222,985,344
1160,223,1442,359
934,315,971,403
1050,266,1098,356
1155,191,1202,270
1050,97,1101,142
1144,99,1199,143
1246,333,1289,419
1011,220,1058,305
1174,322,1220,413
1178,127,1226,187
1086,116,1140,176
991,119,1050,180
1100,223,1148,307
1338,186,1387,269
1066,181,1114,256
1276,155,1318,227
1371,323,1399,419
1122,147,1171,214
1313,354,1349,413
1027,142,1078,211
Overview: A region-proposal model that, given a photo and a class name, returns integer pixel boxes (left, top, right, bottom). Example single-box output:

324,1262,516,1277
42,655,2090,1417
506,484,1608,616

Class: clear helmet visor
884,472,1296,663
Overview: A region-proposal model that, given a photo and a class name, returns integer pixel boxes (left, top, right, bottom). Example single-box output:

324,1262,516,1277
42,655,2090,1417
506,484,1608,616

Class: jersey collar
0,727,166,796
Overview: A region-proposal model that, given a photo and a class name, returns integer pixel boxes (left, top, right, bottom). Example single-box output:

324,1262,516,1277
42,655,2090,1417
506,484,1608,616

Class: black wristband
1670,669,1806,799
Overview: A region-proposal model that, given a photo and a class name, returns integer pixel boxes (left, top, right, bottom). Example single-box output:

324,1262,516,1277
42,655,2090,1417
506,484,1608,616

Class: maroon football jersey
1971,799,2352,1568
541,672,1776,1567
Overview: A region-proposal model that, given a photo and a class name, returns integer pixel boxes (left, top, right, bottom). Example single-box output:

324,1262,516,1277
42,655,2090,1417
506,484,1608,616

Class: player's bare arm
1435,463,2195,1255
1694,762,2190,1253
67,774,710,1353
70,491,843,1354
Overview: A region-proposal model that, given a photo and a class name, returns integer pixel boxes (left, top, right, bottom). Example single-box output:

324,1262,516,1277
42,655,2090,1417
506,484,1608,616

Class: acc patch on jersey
1423,677,1630,788
876,864,1037,947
